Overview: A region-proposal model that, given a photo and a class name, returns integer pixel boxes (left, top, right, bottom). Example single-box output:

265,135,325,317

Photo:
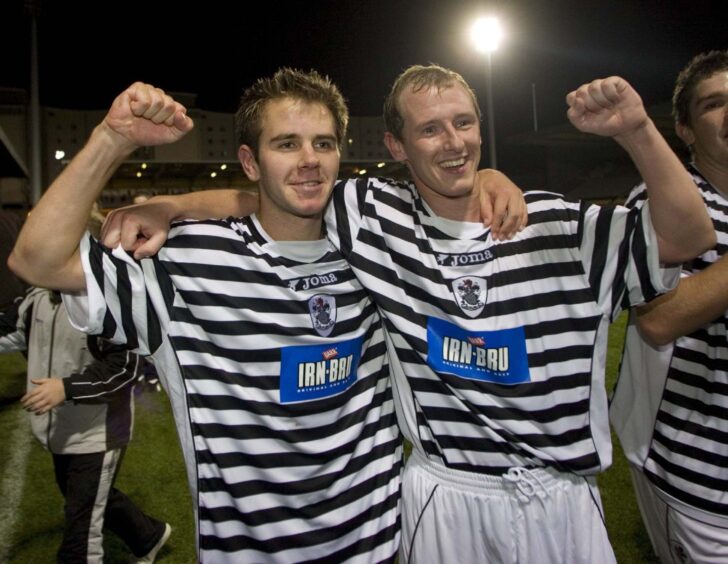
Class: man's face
385,83,482,206
239,97,340,224
679,70,728,170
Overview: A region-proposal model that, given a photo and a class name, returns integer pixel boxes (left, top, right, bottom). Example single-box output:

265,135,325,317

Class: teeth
441,158,466,168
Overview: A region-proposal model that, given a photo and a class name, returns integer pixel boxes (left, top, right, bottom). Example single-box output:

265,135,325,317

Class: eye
315,139,336,150
455,118,474,129
277,141,297,150
422,125,437,136
704,100,723,110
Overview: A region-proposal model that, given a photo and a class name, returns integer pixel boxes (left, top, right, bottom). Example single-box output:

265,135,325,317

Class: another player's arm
101,189,258,259
9,83,193,291
102,170,528,258
567,77,715,263
476,170,527,240
22,338,141,415
636,254,728,346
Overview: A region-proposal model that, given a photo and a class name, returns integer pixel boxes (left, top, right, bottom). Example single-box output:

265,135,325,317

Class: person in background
611,50,728,563
0,286,171,564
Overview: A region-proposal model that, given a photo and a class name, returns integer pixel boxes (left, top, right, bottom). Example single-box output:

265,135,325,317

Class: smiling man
381,69,484,220
10,69,404,563
328,65,715,563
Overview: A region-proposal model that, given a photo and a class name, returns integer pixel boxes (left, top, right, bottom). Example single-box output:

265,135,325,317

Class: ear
384,132,408,163
675,121,695,148
238,145,261,182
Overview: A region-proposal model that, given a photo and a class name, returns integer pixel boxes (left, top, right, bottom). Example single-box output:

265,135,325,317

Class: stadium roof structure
505,102,686,202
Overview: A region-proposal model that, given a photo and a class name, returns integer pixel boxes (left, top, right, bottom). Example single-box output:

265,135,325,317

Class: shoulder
524,190,581,217
339,176,418,200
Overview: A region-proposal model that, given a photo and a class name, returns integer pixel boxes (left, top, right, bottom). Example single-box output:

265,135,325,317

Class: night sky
3,0,726,169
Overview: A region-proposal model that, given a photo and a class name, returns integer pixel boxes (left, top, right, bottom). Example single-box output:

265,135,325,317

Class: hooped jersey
65,215,402,563
612,167,728,525
326,177,676,476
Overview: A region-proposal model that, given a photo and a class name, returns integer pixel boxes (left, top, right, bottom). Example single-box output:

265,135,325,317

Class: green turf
0,354,195,563
598,312,658,563
0,315,657,562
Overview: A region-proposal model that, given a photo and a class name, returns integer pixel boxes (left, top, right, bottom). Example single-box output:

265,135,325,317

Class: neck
693,154,728,197
257,208,324,242
414,180,482,222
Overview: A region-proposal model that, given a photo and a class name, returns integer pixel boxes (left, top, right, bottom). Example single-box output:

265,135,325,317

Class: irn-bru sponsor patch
279,337,363,403
426,317,530,384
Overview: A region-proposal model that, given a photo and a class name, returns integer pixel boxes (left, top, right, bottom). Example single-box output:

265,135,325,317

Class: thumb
133,231,168,259
173,110,194,134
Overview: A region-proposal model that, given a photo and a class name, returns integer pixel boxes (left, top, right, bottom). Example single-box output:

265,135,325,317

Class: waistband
408,449,588,501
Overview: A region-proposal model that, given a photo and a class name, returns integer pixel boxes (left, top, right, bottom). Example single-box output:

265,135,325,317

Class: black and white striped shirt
611,167,728,525
65,215,402,563
326,178,675,476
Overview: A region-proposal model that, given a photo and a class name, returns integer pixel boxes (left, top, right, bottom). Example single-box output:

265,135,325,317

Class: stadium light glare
471,17,503,53
469,15,503,167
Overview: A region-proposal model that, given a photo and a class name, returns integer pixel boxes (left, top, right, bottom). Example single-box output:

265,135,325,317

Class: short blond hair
383,64,481,140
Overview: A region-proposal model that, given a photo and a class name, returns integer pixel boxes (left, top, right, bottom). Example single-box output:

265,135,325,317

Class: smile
440,157,467,169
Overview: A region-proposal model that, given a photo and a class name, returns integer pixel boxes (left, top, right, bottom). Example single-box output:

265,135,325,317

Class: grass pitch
0,313,656,562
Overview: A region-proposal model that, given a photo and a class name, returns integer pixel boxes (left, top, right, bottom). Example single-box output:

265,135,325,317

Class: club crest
308,294,336,337
451,276,487,318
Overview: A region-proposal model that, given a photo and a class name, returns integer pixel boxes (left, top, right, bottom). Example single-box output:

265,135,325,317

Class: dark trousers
53,448,165,563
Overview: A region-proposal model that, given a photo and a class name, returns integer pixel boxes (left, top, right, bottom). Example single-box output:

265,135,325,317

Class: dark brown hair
235,68,349,155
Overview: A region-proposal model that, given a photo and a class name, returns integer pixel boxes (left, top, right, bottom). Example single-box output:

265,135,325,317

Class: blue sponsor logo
427,318,530,384
280,337,363,403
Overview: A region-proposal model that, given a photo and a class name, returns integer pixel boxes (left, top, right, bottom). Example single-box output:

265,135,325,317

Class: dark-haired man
611,50,728,562
10,69,408,563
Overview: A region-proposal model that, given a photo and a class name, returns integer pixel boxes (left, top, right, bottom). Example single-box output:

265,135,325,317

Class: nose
443,125,465,152
299,143,320,168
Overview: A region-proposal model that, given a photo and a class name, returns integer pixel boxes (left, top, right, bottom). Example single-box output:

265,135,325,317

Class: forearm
158,189,258,222
10,124,134,290
0,331,25,353
615,120,715,263
65,346,139,403
636,254,728,345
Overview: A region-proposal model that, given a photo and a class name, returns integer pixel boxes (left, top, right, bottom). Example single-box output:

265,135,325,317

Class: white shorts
630,465,728,563
401,449,616,564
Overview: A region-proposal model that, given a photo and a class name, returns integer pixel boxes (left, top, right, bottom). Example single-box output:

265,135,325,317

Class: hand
102,82,194,151
566,77,649,139
476,169,527,240
101,197,176,258
21,378,66,415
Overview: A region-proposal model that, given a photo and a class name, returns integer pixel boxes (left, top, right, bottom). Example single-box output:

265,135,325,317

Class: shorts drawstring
503,467,548,503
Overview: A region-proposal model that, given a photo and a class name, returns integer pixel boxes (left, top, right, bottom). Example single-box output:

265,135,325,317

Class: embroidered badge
451,276,487,318
308,294,336,337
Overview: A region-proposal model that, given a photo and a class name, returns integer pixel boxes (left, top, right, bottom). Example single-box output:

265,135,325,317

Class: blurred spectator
0,289,171,563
